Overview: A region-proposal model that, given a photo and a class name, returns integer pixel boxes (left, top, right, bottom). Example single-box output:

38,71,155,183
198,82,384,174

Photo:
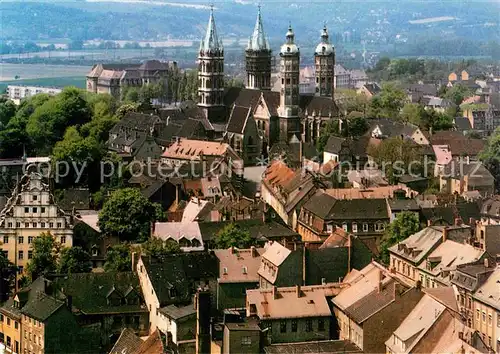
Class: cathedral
196,6,339,164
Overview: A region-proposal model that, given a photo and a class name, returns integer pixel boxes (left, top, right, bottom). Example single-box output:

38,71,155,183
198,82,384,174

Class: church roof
200,7,223,52
246,7,270,52
226,105,252,134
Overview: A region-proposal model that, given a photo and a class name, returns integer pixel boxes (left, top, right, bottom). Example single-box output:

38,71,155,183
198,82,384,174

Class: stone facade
0,173,73,276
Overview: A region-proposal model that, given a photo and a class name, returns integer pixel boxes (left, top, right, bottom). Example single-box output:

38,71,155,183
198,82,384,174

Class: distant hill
0,0,499,57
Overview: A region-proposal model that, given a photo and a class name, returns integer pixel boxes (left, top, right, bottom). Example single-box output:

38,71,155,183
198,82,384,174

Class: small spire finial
210,3,214,12
288,21,292,30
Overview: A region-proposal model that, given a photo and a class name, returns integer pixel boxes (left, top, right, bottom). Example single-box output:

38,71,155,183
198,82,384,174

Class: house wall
134,139,164,161
217,282,259,310
323,151,339,163
136,257,161,333
261,184,288,225
411,130,429,145
0,312,21,354
158,312,196,345
473,299,498,349
21,315,45,354
222,326,260,354
389,254,420,286
335,309,363,349
263,317,330,343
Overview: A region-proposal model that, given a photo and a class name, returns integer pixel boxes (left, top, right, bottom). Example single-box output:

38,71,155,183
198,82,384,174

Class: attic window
307,300,315,304
242,266,248,274
223,267,228,275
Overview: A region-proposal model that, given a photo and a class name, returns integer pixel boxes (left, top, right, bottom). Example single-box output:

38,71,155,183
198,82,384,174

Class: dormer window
242,266,248,274
223,267,228,275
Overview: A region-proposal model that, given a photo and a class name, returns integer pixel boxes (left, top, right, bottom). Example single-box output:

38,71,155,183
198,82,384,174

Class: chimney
455,217,462,226
427,219,432,226
195,288,211,354
296,285,301,298
484,258,489,268
230,246,235,255
443,227,449,242
378,270,383,293
272,286,278,299
131,252,138,272
250,246,257,257
66,295,73,311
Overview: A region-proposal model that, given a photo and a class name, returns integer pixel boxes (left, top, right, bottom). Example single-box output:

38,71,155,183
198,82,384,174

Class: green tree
51,127,104,189
379,212,421,264
214,223,255,249
124,88,140,103
98,188,157,242
317,119,341,152
336,89,369,115
348,116,369,137
401,103,425,126
116,103,138,119
26,233,61,281
367,137,423,183
58,247,92,274
480,127,500,190
26,87,92,153
368,83,408,119
0,251,17,302
0,99,17,127
141,238,181,258
104,244,132,272
444,84,473,106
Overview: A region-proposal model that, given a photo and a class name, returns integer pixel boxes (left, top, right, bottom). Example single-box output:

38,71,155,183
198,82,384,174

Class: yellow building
0,173,73,275
0,299,21,354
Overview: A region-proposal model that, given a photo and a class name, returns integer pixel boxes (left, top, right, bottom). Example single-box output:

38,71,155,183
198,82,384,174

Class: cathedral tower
314,24,335,98
245,6,272,90
278,24,301,143
197,7,225,122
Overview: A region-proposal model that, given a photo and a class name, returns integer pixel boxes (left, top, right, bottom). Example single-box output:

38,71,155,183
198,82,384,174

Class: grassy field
0,77,85,92
0,63,91,81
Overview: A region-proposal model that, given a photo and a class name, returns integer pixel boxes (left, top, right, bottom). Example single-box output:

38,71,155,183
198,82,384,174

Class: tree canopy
367,137,424,184
141,238,181,258
368,83,408,119
379,212,421,264
0,251,17,302
104,244,132,272
58,247,92,274
26,232,61,281
98,188,157,242
214,223,255,249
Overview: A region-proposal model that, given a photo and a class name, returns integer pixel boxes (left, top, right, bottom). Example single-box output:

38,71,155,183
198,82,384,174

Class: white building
6,85,62,104
0,173,73,274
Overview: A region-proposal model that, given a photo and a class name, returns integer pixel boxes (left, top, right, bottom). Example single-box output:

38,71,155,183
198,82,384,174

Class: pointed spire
200,5,223,52
247,5,269,51
321,23,329,43
286,22,294,43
